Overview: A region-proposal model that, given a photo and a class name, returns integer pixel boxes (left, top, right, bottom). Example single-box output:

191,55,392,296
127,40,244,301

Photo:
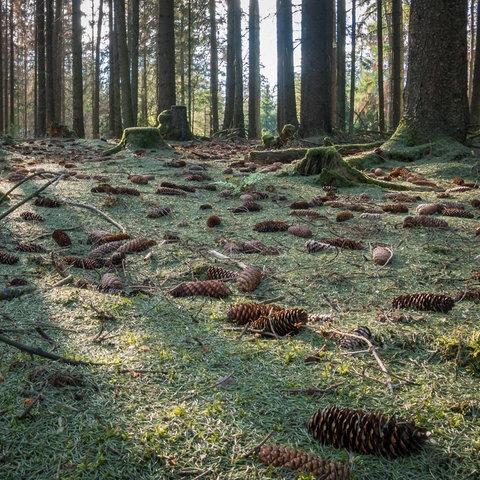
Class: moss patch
102,127,168,156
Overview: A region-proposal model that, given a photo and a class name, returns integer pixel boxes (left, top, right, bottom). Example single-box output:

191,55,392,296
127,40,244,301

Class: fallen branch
62,199,125,232
241,431,275,459
0,333,103,366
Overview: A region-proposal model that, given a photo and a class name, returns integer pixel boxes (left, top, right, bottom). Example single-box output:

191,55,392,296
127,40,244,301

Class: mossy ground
0,137,479,479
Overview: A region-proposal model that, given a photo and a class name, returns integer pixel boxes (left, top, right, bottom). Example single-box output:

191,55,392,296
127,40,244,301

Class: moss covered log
102,127,168,156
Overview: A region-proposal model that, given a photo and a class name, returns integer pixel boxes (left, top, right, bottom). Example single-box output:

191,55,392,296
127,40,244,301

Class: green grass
0,138,479,479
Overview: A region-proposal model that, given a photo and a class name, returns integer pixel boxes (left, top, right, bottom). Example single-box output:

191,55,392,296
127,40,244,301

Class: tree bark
389,0,403,130
45,0,55,126
400,0,468,142
209,0,219,134
300,0,334,137
0,0,3,134
35,0,46,136
470,0,480,125
348,0,356,133
8,0,14,129
336,0,346,131
72,0,85,137
108,0,122,137
276,0,298,131
376,0,385,132
130,0,139,125
248,0,261,139
157,0,176,114
92,0,103,138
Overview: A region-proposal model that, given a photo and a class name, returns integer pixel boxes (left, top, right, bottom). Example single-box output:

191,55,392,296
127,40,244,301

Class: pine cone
86,230,111,244
112,186,140,196
237,266,262,293
114,237,156,255
307,313,334,324
339,325,372,350
100,273,123,292
447,186,472,193
440,207,474,218
206,265,238,280
243,240,280,255
129,175,149,185
307,405,430,457
257,444,351,480
226,302,283,325
168,280,231,298
88,241,125,258
206,215,221,227
91,184,114,193
0,252,20,265
323,201,346,208
289,200,311,209
288,225,313,238
253,220,289,232
63,256,101,269
384,192,420,203
415,203,441,215
392,292,455,312
289,209,322,218
382,203,409,213
305,240,335,253
147,206,171,218
161,181,196,193
454,289,480,302
15,243,49,253
52,229,72,247
20,211,44,222
249,308,308,337
336,211,354,222
323,237,363,250
403,216,449,229
372,246,393,265
155,186,187,196
230,201,262,213
34,196,63,208
185,173,209,181
360,212,382,220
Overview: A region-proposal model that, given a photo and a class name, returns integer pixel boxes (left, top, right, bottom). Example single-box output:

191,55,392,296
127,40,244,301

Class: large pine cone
454,289,480,302
156,186,187,196
63,256,101,269
289,209,322,218
206,265,238,280
253,220,289,232
440,207,474,218
382,203,409,213
52,229,72,247
307,405,430,457
0,252,20,265
160,181,196,193
372,246,393,265
88,241,125,258
226,302,283,325
147,206,172,218
258,444,351,480
111,186,140,196
34,196,63,208
392,292,455,312
237,266,262,293
15,243,49,253
230,201,262,213
100,273,123,293
20,211,45,222
242,240,280,255
415,203,441,215
403,216,449,228
336,211,354,222
288,225,312,238
114,237,156,255
98,233,131,244
322,237,363,250
339,325,372,350
249,308,308,337
305,240,335,253
169,280,231,298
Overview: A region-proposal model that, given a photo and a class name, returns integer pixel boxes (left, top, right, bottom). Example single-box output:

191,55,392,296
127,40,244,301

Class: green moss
262,134,275,148
102,127,167,156
345,152,384,170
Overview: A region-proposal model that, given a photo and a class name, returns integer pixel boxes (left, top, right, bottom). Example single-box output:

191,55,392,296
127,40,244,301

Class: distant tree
348,0,356,133
388,0,403,130
388,0,468,144
72,0,85,137
376,0,385,131
157,0,176,114
209,0,219,134
130,0,139,125
276,0,298,131
0,0,3,133
248,0,261,139
470,0,480,125
8,0,14,129
108,0,122,137
45,0,55,126
92,0,103,138
35,0,46,136
300,0,334,136
336,0,346,130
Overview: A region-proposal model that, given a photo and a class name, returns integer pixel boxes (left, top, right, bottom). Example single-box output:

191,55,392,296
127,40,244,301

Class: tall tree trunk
470,0,480,125
8,0,14,129
336,0,346,130
130,0,139,125
45,0,55,126
0,0,3,134
54,0,64,123
376,0,385,132
276,0,298,131
223,0,235,130
140,50,148,125
348,0,356,133
35,0,46,136
248,0,261,139
300,0,334,137
72,0,85,137
469,0,475,104
391,0,469,143
389,0,403,130
209,0,219,134
108,0,122,136
114,0,134,128
92,0,103,138
157,0,176,114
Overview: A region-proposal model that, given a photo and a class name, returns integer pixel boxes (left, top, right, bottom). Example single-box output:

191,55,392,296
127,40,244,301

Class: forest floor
0,135,479,480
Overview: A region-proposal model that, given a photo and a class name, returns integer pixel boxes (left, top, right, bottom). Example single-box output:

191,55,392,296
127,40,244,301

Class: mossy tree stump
158,105,192,141
102,127,168,156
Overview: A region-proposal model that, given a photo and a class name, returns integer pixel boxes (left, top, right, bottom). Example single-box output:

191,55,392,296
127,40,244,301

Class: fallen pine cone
372,245,393,265
169,280,231,298
236,266,262,293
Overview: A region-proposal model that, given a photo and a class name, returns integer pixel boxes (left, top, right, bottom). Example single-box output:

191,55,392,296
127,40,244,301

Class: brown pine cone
230,201,262,213
236,266,262,293
339,325,372,350
305,240,335,253
34,197,63,208
382,203,409,213
249,308,308,337
129,175,149,185
147,206,171,218
155,186,187,196
0,252,20,265
242,240,280,255
288,225,312,238
403,215,449,228
168,280,231,298
289,209,322,218
440,207,474,218
52,229,72,247
226,302,283,325
206,265,238,280
20,211,45,222
15,243,49,253
98,233,131,244
392,292,455,312
88,241,125,258
114,237,156,255
322,237,363,250
336,211,354,222
160,181,196,193
253,220,289,232
100,273,123,292
63,256,101,269
372,245,393,265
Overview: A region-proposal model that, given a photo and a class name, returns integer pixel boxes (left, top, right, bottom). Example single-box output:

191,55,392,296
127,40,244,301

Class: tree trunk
336,0,346,131
399,0,468,142
130,0,139,125
470,0,480,125
300,0,334,137
8,0,14,130
389,0,403,130
276,0,298,131
114,0,134,128
108,0,122,137
45,0,55,126
376,0,385,132
0,0,3,134
209,0,219,134
348,0,356,133
72,0,85,137
92,0,103,138
223,0,235,130
157,0,176,114
54,0,64,124
248,0,261,139
35,0,46,136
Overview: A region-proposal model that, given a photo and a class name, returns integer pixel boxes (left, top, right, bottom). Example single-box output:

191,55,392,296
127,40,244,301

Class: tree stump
158,105,192,140
102,127,168,156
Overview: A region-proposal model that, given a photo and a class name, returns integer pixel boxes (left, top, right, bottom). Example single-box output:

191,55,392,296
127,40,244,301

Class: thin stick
0,333,102,366
62,200,125,231
241,431,275,459
0,174,68,222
